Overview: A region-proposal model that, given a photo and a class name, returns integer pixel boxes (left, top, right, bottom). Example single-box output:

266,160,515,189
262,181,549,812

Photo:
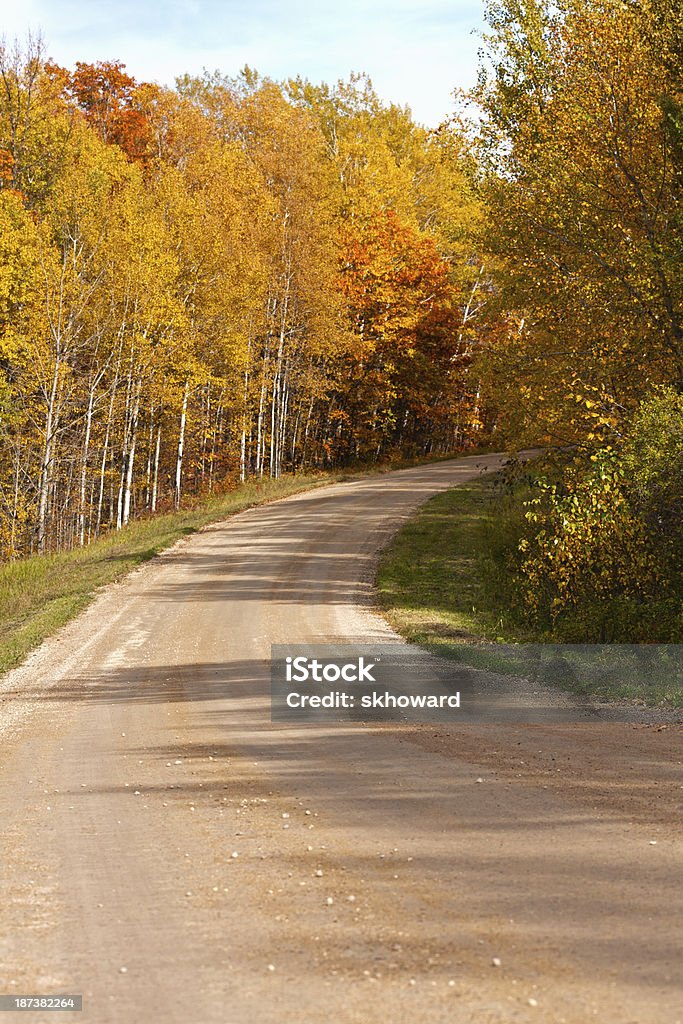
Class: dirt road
0,455,681,1023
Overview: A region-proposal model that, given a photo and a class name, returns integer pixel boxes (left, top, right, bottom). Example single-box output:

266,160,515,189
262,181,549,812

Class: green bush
623,386,683,565
489,389,683,642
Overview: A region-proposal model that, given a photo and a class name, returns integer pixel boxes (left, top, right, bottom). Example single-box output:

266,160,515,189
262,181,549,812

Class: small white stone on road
325,897,334,905
230,851,239,858
528,997,539,1007
492,957,502,967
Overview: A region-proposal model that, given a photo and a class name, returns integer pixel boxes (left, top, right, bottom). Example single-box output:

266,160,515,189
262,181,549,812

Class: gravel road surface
1,455,681,1023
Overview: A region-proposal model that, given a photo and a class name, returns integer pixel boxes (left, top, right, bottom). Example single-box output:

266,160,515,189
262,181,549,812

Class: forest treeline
0,47,481,558
1,0,682,643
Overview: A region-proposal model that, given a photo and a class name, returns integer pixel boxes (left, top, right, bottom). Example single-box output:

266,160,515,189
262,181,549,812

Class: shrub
492,389,683,641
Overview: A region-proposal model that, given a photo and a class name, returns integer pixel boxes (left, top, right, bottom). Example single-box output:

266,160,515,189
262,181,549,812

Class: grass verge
0,473,334,677
377,475,682,707
377,476,507,646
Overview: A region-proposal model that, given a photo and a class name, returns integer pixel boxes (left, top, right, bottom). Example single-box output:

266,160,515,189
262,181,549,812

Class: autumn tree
64,60,154,164
289,75,487,460
0,36,74,208
474,0,683,446
470,0,683,642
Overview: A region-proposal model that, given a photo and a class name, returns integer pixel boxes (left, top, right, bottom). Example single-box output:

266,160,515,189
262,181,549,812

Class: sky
1,0,486,127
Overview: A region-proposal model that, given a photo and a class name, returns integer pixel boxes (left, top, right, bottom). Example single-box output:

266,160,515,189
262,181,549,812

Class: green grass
377,476,683,707
0,473,335,676
377,476,507,646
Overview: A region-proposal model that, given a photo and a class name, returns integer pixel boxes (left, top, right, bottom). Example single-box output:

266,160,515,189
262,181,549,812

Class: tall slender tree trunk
270,275,290,478
116,363,134,530
240,343,251,482
151,425,161,513
175,382,189,509
145,404,155,510
37,355,61,554
78,387,95,546
256,356,268,479
209,395,222,494
96,352,121,537
10,444,22,558
301,398,314,467
122,383,140,527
